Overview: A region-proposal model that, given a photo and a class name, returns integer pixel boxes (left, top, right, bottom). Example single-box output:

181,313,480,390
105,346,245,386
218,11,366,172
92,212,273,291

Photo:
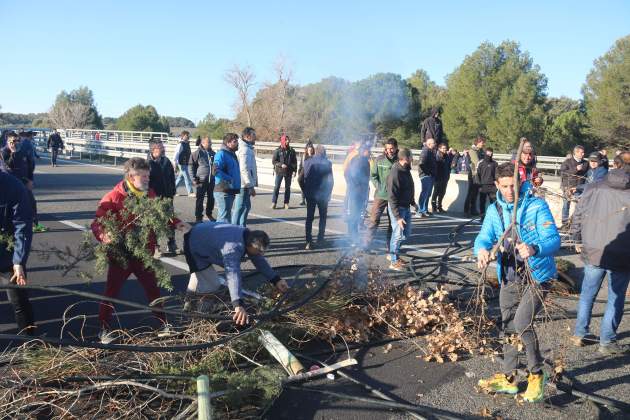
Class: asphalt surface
1,155,629,419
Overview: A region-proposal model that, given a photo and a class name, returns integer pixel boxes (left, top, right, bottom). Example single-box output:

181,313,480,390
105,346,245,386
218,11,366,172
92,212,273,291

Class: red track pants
98,259,165,329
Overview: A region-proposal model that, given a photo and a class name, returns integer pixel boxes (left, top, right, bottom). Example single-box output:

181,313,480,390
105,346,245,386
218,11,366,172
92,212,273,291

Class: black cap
588,152,601,162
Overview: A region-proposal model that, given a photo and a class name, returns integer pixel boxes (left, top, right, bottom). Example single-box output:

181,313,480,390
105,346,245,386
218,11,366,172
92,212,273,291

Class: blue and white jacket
474,183,561,284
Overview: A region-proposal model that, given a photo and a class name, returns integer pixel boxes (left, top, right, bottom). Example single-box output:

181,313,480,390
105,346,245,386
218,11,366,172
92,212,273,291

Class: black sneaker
305,242,314,250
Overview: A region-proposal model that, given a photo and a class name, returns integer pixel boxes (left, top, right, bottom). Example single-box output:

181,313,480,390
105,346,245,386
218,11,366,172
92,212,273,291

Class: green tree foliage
541,97,589,155
195,113,232,139
442,41,547,152
103,117,118,130
116,105,170,132
164,116,195,128
583,34,630,149
0,112,49,128
49,86,103,129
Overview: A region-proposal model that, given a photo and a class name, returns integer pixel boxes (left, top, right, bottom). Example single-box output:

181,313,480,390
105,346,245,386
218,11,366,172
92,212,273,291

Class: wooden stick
282,358,357,383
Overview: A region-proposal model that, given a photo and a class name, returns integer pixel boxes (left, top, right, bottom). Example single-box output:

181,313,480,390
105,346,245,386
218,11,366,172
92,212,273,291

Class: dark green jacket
370,154,396,200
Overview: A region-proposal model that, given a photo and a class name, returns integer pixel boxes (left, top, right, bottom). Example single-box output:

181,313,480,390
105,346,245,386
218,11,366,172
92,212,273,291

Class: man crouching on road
91,157,191,343
183,221,289,325
474,162,560,402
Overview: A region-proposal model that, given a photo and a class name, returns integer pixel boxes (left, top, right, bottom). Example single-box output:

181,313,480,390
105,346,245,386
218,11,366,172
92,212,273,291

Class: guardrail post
197,374,212,420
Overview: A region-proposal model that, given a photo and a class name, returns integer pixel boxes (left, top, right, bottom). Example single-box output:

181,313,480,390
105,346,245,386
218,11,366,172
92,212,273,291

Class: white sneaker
157,324,176,338
188,192,196,197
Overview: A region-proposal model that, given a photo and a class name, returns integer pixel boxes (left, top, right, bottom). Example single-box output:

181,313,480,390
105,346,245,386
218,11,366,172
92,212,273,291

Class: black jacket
189,146,215,184
571,169,630,271
47,133,64,149
434,152,452,182
149,155,176,198
560,156,587,189
477,156,498,193
420,116,443,144
272,147,298,175
387,162,415,219
1,147,33,182
418,146,436,177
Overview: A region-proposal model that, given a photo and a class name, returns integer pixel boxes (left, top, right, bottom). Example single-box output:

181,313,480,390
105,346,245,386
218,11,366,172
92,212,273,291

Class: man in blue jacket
474,162,561,403
183,222,289,325
303,145,334,249
212,133,241,223
0,171,35,334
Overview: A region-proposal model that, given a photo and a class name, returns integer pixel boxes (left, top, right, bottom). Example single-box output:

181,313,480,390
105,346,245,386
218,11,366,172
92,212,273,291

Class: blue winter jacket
184,222,279,306
213,145,241,194
474,183,561,284
0,172,33,269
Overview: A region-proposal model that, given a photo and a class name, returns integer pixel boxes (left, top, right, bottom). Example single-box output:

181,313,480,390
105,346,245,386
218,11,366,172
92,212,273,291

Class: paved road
2,157,628,420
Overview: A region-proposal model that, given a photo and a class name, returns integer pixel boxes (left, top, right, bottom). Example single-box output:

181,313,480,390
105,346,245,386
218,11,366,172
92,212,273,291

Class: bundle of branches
279,256,494,363
90,195,176,289
0,320,284,419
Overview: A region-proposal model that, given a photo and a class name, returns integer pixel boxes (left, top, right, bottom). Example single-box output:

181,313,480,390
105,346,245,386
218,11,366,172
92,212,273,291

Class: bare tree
224,65,256,127
48,102,92,129
273,56,293,136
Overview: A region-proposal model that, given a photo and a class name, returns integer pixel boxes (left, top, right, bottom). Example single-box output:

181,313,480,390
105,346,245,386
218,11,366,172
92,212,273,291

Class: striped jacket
474,183,561,284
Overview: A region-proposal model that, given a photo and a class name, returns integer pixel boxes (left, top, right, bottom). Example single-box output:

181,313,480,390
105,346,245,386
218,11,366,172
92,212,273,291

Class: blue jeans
213,192,236,223
387,205,412,262
232,187,253,226
272,173,292,204
175,164,193,194
574,264,630,344
418,176,434,213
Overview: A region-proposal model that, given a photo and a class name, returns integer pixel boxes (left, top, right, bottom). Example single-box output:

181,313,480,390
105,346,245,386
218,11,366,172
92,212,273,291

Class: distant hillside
0,112,50,128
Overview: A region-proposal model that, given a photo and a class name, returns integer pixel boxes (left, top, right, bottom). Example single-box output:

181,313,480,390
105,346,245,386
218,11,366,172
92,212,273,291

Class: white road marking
59,220,89,231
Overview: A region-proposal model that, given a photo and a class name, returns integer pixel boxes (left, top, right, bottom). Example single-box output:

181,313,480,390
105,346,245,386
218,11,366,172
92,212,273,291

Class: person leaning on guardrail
172,130,195,197
212,133,241,223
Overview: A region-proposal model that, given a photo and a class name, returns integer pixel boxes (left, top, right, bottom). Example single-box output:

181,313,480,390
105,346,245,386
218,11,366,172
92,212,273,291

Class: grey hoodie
571,169,630,271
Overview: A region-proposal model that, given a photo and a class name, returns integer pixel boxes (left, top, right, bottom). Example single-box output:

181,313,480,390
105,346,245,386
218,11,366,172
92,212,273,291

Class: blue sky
1,0,628,123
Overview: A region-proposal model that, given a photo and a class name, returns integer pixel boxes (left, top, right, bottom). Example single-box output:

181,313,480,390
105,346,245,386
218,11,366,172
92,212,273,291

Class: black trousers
431,179,448,210
305,198,328,243
479,190,496,215
1,267,35,334
272,173,292,204
195,178,214,221
464,177,480,214
51,147,60,165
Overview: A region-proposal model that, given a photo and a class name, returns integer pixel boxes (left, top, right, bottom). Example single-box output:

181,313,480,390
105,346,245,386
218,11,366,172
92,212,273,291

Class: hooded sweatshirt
571,169,630,271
